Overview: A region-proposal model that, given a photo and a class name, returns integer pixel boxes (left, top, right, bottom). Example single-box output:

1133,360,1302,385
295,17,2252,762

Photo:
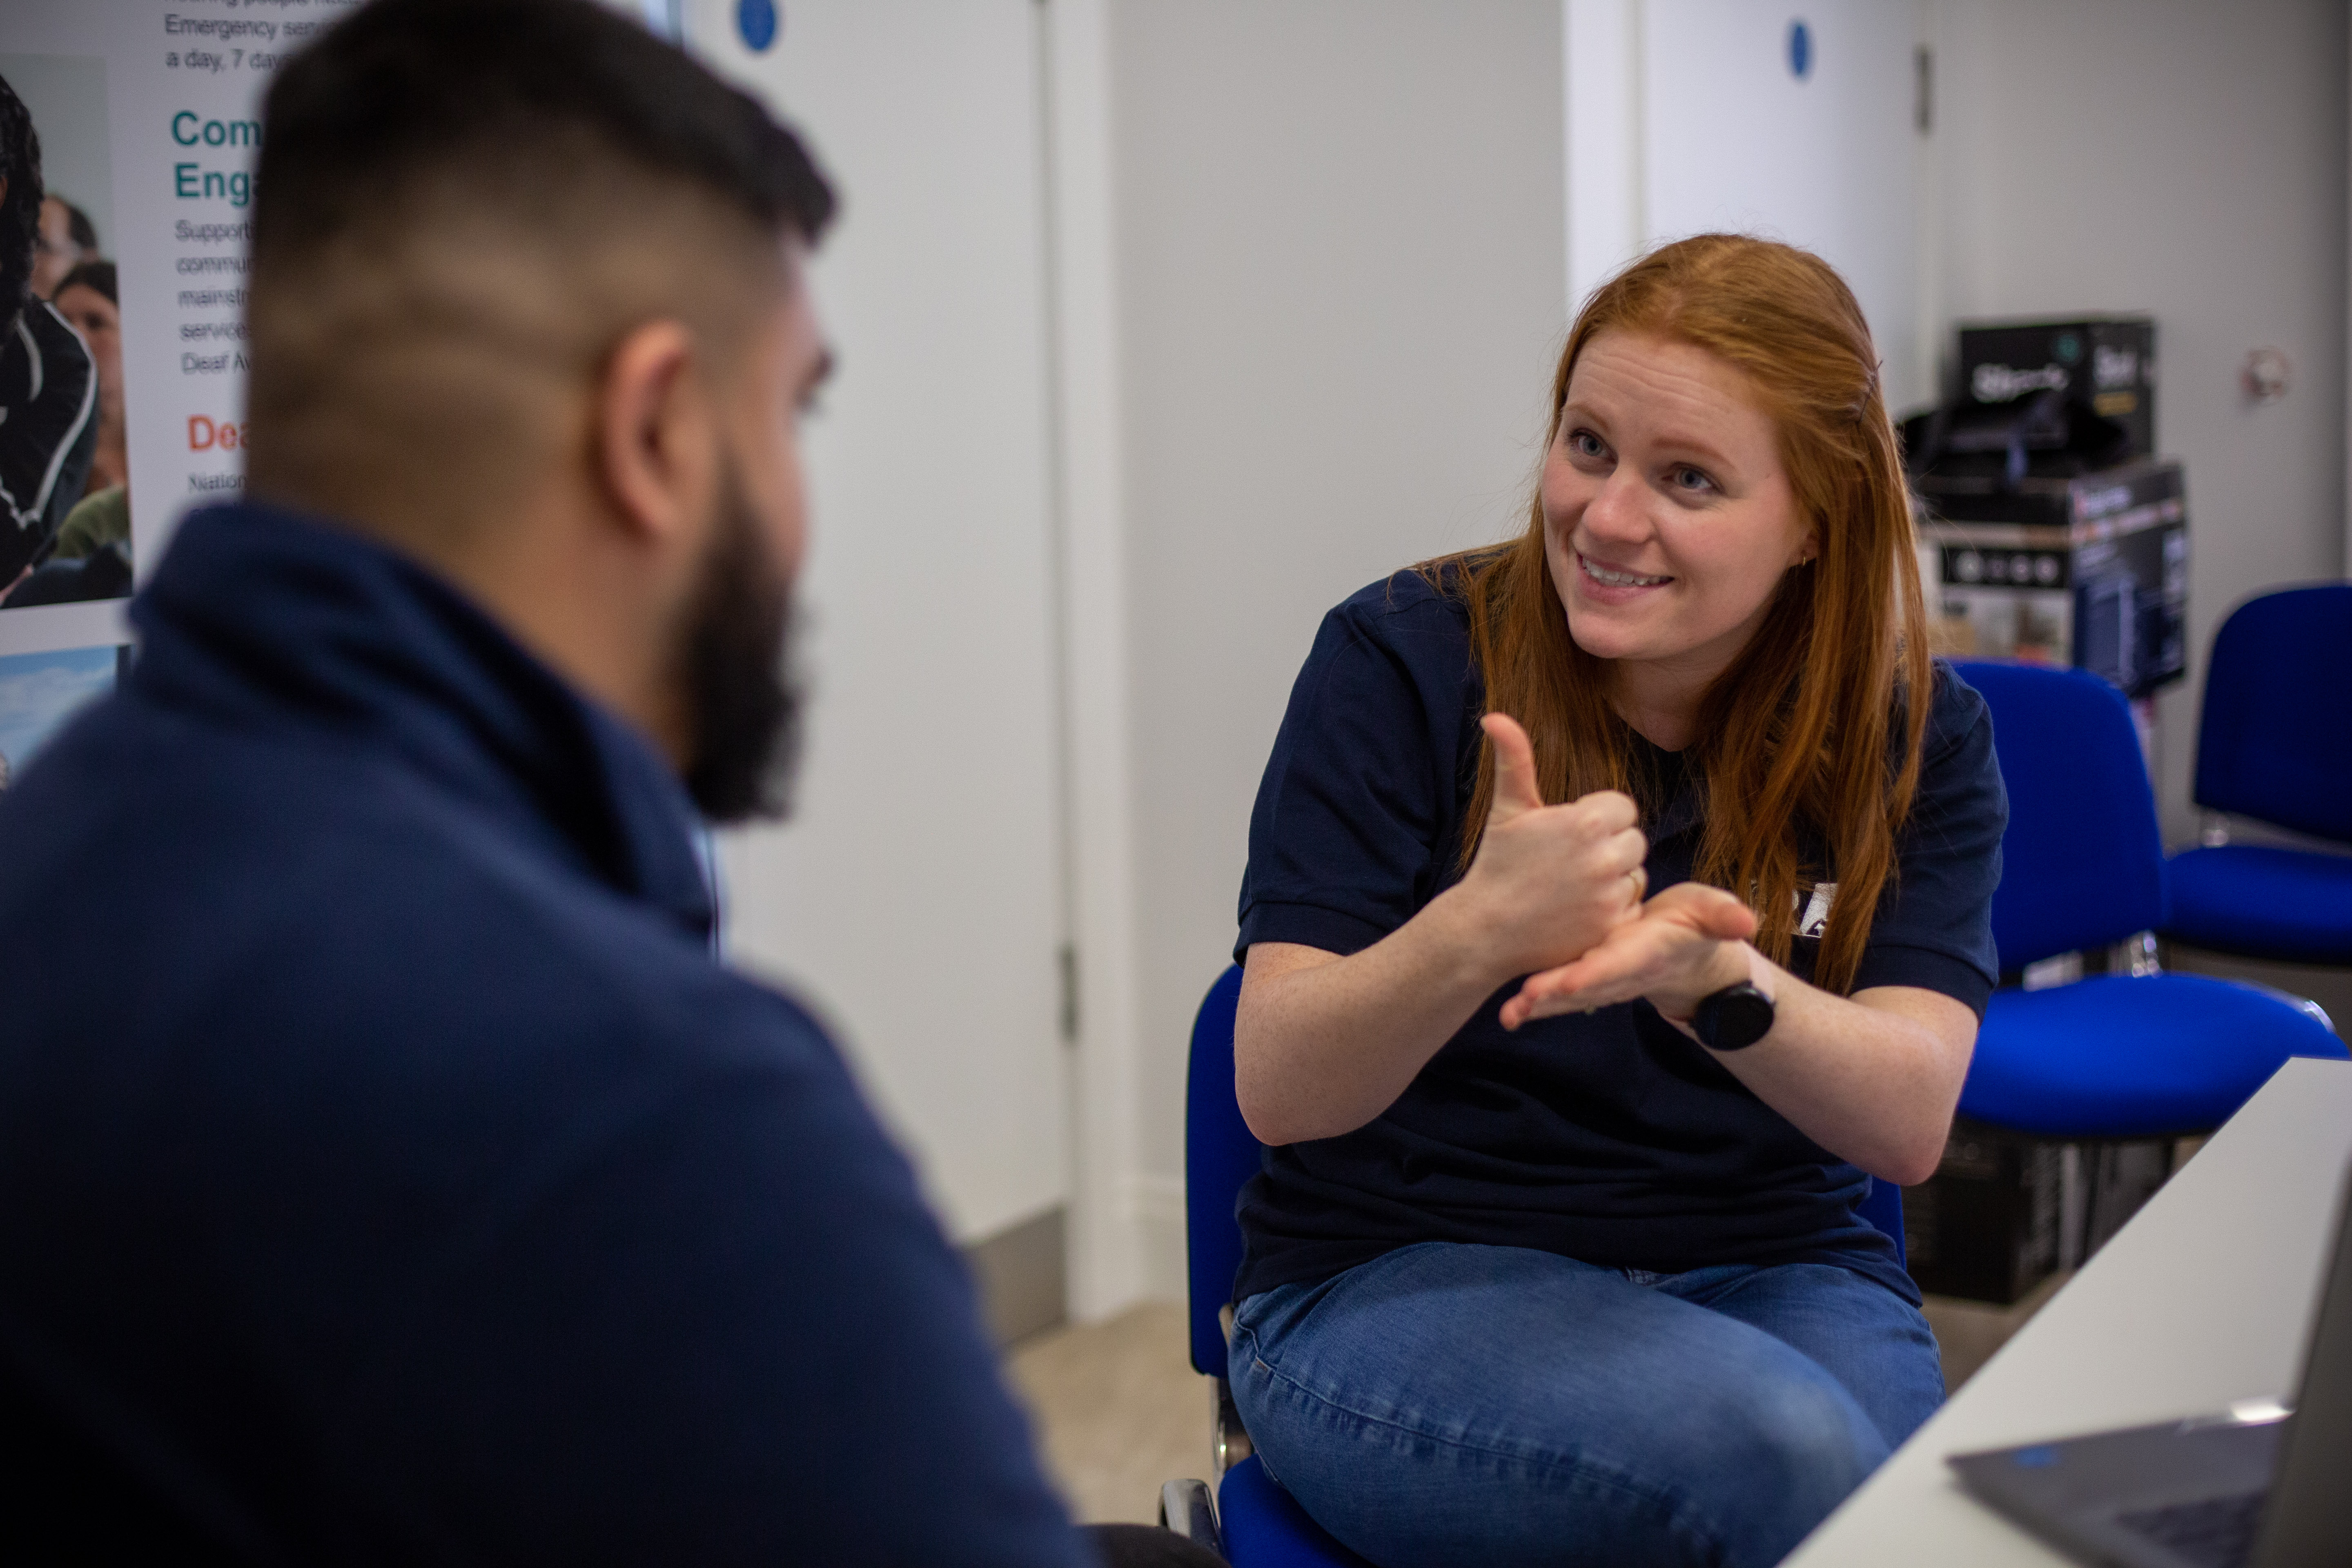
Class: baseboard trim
1130,1172,1187,1305
966,1204,1069,1348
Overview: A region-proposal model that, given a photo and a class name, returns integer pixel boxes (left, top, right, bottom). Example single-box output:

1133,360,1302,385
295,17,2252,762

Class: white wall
1929,0,2350,846
686,0,1072,1249
1104,0,1568,1285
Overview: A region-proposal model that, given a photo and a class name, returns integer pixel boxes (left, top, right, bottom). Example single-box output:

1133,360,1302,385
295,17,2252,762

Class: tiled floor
1003,1287,2063,1526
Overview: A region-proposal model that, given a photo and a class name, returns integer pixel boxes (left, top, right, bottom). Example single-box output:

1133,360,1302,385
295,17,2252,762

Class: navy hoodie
0,503,1087,1567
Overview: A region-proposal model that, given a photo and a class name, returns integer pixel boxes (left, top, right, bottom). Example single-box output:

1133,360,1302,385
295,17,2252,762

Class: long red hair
1426,234,1930,993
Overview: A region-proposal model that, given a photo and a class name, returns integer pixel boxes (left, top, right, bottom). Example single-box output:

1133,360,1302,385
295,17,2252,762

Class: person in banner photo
0,71,97,586
9,258,131,607
31,192,98,302
53,259,123,497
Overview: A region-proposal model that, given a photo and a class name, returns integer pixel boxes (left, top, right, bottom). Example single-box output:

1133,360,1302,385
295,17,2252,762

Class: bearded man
0,3,1201,1564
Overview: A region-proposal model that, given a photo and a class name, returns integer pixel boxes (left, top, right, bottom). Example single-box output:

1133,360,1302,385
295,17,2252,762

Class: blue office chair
1159,963,1368,1566
1952,660,2345,1139
1160,962,1908,1563
2163,584,2352,966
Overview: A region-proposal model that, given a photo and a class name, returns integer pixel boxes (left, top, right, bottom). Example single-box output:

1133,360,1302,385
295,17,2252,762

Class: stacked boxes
1900,315,2187,1303
1913,314,2183,699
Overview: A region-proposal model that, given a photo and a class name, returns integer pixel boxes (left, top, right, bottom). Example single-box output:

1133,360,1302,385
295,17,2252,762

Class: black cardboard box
1915,458,2189,699
1906,1119,2061,1304
1958,316,2156,461
1908,1118,2176,1305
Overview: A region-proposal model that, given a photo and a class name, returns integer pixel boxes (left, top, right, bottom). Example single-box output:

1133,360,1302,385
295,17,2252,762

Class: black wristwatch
1690,981,1775,1051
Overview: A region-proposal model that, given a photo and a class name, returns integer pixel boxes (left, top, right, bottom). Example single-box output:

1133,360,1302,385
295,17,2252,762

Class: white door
1570,0,1929,410
684,0,1070,1253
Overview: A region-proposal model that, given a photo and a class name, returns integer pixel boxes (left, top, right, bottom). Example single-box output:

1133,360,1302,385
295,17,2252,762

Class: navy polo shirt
1232,570,2006,1305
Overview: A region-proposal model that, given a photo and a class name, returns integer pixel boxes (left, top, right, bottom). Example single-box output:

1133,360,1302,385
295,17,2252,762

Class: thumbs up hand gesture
1456,713,1650,985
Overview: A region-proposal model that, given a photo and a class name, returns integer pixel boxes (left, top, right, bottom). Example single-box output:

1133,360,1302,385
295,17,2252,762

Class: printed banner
0,1,353,712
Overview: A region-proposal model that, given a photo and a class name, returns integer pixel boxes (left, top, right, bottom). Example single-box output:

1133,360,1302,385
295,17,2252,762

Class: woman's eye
1566,430,1607,460
1669,466,1714,492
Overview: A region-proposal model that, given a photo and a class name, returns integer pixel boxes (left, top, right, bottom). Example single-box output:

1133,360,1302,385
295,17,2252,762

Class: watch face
1700,983,1775,1051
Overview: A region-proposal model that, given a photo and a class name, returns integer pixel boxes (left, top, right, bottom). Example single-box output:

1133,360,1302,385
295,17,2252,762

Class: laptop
1947,1165,2352,1568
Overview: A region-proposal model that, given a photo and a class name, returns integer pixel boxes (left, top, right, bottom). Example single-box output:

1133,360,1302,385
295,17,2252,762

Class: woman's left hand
1499,883,1760,1031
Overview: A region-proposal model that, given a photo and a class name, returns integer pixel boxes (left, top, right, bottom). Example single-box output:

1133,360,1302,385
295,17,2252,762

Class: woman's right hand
1234,712,1649,1145
1455,713,1649,978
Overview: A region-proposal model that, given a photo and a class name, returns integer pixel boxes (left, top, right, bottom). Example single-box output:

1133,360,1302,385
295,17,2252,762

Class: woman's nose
1579,468,1650,546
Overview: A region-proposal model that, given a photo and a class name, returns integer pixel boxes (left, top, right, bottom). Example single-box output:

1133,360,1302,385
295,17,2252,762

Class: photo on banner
0,0,330,678
0,50,125,610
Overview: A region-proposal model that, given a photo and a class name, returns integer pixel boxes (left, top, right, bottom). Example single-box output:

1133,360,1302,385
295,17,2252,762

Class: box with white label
1915,459,2188,699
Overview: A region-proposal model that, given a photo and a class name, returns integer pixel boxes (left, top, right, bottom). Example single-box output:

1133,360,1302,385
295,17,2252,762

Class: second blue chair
2163,584,2352,968
1953,659,2344,1139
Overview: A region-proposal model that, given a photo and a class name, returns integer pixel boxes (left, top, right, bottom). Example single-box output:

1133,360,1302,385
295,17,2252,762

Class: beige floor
1920,1274,2069,1390
1003,1287,2063,1526
1005,1302,1204,1526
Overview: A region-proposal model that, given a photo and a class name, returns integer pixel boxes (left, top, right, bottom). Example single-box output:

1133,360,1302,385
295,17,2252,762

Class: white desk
1788,1056,2352,1566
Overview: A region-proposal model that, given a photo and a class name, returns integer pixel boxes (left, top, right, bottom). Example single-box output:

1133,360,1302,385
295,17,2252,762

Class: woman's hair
1424,233,1930,993
0,74,43,332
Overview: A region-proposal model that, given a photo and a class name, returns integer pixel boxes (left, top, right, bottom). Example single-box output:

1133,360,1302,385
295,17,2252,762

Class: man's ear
594,319,717,546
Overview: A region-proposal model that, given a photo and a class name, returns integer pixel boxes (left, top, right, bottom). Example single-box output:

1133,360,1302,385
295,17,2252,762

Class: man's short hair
0,75,45,332
59,200,96,255
56,259,114,308
245,0,835,527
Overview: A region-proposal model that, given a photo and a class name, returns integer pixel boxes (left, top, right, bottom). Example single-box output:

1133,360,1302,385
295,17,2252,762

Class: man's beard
678,462,804,825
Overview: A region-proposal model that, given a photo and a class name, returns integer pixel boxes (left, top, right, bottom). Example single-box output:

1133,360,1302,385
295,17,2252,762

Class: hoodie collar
131,501,714,941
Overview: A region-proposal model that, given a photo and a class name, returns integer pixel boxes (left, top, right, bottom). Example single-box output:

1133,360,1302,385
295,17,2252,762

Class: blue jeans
1229,1243,1943,1568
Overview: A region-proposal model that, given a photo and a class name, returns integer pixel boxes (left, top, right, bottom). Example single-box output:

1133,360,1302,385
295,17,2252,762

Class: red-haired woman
1228,234,2006,1567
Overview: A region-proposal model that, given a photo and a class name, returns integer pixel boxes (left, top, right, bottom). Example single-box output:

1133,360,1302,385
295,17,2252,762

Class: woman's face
1541,330,1815,694
55,283,122,395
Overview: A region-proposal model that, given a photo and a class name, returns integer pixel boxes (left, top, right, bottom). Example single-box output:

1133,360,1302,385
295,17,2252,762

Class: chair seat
1961,973,2347,1138
1217,1455,1371,1568
2165,845,2352,965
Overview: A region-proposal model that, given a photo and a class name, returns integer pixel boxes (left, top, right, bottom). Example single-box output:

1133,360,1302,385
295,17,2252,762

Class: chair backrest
1184,963,1907,1372
1185,964,1255,1380
2194,584,2352,844
1955,659,2167,970
1858,1175,1906,1271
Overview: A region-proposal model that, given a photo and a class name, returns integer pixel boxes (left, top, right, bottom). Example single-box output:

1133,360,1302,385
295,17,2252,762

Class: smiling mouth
1578,552,1672,589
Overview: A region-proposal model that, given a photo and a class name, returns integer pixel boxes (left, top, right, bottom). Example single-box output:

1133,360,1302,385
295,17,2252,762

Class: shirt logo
1794,883,1838,939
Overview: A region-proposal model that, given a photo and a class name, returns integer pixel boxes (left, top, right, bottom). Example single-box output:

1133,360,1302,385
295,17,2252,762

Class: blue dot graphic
1788,20,1812,80
737,0,778,53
